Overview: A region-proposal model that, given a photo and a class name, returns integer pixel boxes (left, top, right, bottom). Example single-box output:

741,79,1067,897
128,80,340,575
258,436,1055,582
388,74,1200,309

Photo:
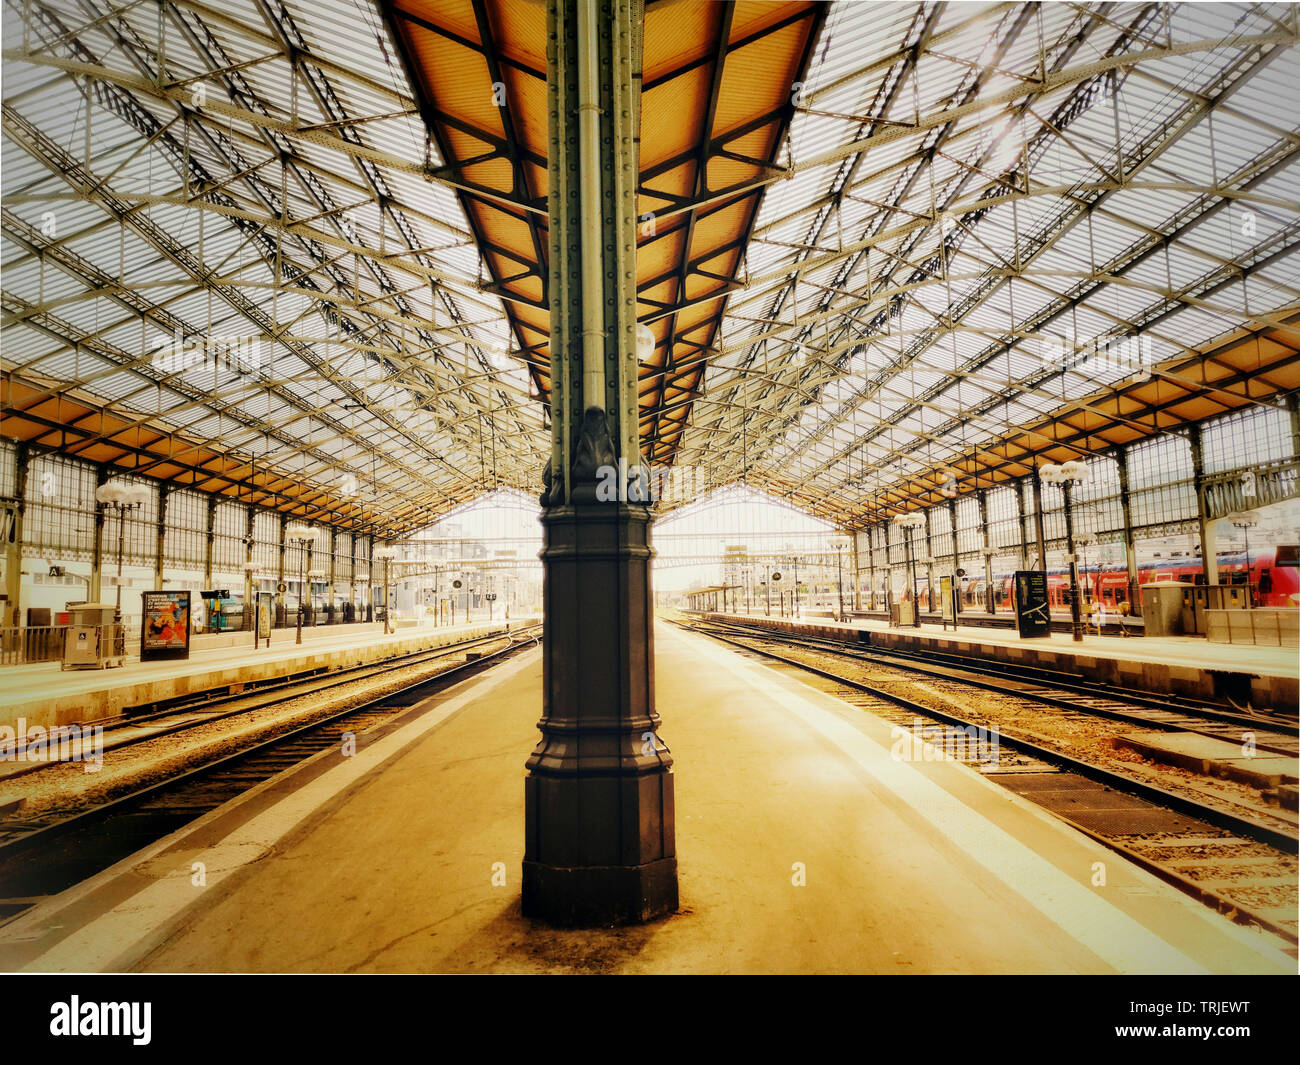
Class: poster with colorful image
140,590,191,660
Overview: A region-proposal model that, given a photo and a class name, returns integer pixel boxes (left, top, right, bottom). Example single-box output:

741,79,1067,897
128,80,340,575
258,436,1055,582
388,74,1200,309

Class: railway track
0,625,538,774
0,626,541,924
694,617,1298,755
678,616,1298,948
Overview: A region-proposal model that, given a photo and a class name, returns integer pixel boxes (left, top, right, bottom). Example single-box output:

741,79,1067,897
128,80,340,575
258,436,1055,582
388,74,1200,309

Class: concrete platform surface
0,623,1290,975
0,618,533,731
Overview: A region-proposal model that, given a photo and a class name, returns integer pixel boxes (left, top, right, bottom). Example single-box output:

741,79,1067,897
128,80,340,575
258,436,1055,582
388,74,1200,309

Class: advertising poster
140,590,191,661
258,592,273,645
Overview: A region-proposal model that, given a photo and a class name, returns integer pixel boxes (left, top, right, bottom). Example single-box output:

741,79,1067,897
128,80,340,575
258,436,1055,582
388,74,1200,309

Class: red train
888,545,1300,614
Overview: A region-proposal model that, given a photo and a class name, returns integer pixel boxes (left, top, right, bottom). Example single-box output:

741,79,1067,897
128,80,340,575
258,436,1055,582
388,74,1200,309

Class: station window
164,490,207,567
22,455,99,561
1202,405,1291,474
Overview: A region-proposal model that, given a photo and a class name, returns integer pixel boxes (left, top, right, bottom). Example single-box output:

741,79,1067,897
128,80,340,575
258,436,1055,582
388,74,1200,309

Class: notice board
1014,571,1051,638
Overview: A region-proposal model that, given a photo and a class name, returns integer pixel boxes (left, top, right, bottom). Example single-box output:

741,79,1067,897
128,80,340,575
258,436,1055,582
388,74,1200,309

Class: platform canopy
3,0,1298,536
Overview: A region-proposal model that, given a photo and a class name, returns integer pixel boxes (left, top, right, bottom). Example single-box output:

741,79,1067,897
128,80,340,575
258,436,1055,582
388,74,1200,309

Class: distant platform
689,611,1300,711
0,622,1288,975
843,606,1144,636
0,619,533,731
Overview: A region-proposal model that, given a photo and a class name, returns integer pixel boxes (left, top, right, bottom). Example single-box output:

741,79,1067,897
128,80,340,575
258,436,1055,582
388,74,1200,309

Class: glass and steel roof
3,1,1297,535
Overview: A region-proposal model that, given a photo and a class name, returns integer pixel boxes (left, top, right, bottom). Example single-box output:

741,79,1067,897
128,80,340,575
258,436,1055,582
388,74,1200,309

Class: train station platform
692,611,1300,711
0,618,535,732
0,622,1288,975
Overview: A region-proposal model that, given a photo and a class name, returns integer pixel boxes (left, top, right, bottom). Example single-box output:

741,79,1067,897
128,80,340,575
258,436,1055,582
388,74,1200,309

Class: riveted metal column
4,445,29,626
1015,476,1029,569
358,533,369,624
90,466,108,602
327,526,337,624
978,489,994,614
304,540,315,628
948,497,960,617
1031,466,1048,574
154,484,169,589
348,536,357,622
244,505,256,632
865,526,876,610
851,532,861,611
276,513,287,628
923,508,936,612
1116,447,1140,616
203,495,216,588
524,0,675,927
368,535,378,623
1189,424,1218,585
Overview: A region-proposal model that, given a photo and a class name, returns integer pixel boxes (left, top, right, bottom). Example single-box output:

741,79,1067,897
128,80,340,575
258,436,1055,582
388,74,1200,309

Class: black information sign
1014,570,1051,638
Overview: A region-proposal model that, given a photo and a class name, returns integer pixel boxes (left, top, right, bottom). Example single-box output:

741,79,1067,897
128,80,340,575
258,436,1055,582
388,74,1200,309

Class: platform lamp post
830,535,850,619
95,479,151,625
285,522,323,645
372,544,398,634
1074,532,1095,609
892,512,925,628
1224,511,1259,604
1041,461,1089,642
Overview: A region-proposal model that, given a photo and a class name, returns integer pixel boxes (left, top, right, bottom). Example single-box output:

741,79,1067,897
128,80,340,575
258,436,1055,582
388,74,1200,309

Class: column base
521,857,678,928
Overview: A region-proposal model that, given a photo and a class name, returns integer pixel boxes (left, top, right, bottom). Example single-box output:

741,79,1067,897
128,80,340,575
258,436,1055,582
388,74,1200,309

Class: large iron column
203,495,217,587
523,0,676,927
327,527,337,624
243,505,256,631
154,484,169,589
276,514,287,628
948,497,960,618
1031,465,1049,573
924,509,936,613
1189,425,1218,585
90,466,108,602
978,489,994,614
4,445,28,626
1116,447,1140,616
851,533,861,611
1015,475,1029,569
865,526,876,610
